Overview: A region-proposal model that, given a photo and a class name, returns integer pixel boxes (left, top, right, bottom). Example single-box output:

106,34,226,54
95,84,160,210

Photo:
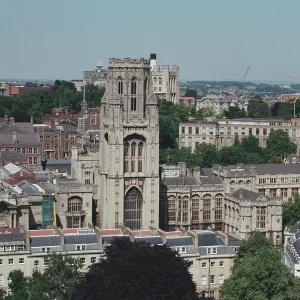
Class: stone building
150,53,180,104
179,117,300,153
0,118,41,170
83,62,108,88
161,163,283,245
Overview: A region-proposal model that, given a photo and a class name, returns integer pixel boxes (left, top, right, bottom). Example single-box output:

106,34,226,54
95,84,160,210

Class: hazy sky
1,0,300,81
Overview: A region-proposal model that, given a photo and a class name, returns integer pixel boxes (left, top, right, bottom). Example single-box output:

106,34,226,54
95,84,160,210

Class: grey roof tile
166,236,194,247
230,188,269,202
254,164,300,175
134,236,162,245
31,236,60,247
0,151,25,160
64,234,98,245
0,133,40,146
0,233,25,244
47,158,71,165
102,235,130,245
196,231,225,247
164,177,197,186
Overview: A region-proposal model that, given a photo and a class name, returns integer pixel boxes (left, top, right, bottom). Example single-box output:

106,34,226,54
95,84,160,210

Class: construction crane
241,66,251,83
236,66,251,101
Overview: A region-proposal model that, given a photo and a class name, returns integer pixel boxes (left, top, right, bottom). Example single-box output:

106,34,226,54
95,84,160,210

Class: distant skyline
1,0,300,82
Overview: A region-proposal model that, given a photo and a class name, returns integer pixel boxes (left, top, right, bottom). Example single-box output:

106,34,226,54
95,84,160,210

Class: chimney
12,132,17,143
150,53,157,71
31,116,33,124
10,117,15,125
4,115,8,122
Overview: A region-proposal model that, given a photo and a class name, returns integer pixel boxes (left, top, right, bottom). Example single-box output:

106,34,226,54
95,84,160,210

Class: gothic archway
124,187,142,229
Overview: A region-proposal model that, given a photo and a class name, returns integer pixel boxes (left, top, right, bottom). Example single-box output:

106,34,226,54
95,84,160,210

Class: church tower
98,57,159,229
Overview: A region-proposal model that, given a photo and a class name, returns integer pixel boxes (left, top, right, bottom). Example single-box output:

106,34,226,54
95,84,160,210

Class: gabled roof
230,188,269,202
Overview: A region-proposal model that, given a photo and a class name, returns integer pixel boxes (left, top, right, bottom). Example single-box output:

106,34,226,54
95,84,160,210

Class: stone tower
98,57,159,230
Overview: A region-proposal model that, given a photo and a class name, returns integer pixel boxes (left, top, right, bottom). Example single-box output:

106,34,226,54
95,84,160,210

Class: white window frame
0,274,3,287
207,247,217,254
19,258,25,264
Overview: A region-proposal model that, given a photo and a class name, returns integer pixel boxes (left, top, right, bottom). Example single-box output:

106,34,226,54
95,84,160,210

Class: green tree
221,232,300,300
264,129,296,162
28,254,83,300
5,270,29,300
75,238,198,300
185,88,197,98
196,106,216,118
241,135,261,154
283,195,300,228
195,144,219,167
223,106,246,119
159,116,178,149
247,99,270,118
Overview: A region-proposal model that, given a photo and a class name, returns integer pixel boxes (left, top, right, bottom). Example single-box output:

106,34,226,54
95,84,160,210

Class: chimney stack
12,132,17,143
10,117,14,125
150,53,157,71
31,116,33,124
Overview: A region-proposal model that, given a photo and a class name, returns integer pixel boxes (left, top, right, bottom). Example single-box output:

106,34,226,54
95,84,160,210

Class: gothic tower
98,57,159,229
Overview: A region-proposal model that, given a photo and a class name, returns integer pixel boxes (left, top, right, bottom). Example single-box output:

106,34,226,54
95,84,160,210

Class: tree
264,129,296,162
221,232,300,300
283,195,300,228
223,106,246,119
241,135,261,154
185,88,197,98
195,144,219,167
196,106,216,118
75,238,199,300
159,116,178,149
247,99,270,118
5,270,29,300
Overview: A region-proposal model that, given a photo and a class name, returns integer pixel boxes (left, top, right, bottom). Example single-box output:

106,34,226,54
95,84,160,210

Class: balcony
65,210,86,217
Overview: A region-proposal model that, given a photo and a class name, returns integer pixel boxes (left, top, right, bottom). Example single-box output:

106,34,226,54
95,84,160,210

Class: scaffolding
42,194,56,229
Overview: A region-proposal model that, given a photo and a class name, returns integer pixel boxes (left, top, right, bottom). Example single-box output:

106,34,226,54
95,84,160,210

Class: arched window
203,194,211,221
131,142,136,157
131,77,137,95
124,142,129,172
192,195,200,222
138,142,143,172
68,197,82,212
159,77,162,84
182,196,189,222
124,142,129,157
117,77,123,94
131,77,137,111
215,194,223,220
124,187,142,229
138,142,143,157
177,196,182,222
168,196,176,222
154,77,157,84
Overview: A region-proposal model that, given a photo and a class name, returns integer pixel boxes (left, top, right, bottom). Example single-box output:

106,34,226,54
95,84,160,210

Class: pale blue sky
1,0,299,81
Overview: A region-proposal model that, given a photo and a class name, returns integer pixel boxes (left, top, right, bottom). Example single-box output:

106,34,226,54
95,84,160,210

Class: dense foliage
0,81,105,122
1,255,83,300
159,127,296,167
220,232,300,300
283,195,300,228
75,238,198,300
1,240,198,300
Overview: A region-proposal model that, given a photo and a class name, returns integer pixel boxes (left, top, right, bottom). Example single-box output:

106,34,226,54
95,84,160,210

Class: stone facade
179,117,300,152
161,163,283,245
150,54,180,104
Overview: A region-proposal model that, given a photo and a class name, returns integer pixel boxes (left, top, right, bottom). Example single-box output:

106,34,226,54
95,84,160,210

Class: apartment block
179,117,300,153
0,226,237,299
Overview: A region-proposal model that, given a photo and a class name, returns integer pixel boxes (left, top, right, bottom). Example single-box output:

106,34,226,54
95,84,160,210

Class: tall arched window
131,77,137,111
131,142,136,172
124,187,142,229
138,142,143,172
182,196,189,222
192,195,200,222
154,77,157,84
214,194,223,220
177,196,182,222
203,194,211,221
168,196,176,222
124,142,129,172
117,77,123,94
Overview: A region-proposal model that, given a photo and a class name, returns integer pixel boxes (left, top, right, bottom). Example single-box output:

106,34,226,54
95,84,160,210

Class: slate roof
287,222,300,234
30,235,60,247
201,177,223,184
166,236,194,247
0,233,26,246
64,234,98,245
7,123,34,134
134,236,163,245
164,176,197,186
196,231,225,247
230,188,267,201
54,124,77,131
0,151,25,160
47,158,71,165
0,133,40,145
254,164,300,175
102,235,130,245
202,168,213,177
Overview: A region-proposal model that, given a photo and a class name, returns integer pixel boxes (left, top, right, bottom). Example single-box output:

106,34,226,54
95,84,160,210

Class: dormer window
207,247,217,254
